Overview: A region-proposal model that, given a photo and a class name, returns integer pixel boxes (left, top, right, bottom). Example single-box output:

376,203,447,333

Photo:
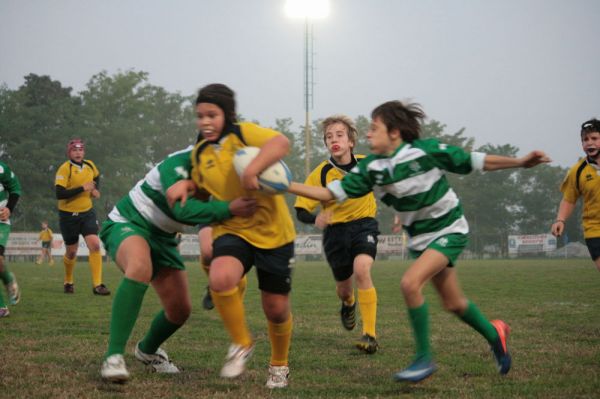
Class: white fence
6,232,408,257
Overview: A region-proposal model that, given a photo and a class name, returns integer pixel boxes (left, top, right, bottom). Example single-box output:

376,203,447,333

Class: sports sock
408,302,432,361
211,287,253,347
138,309,183,355
459,300,499,344
237,274,248,300
0,289,6,307
342,293,355,307
63,255,76,284
358,287,377,337
105,277,148,357
88,251,103,287
0,269,12,285
268,315,293,366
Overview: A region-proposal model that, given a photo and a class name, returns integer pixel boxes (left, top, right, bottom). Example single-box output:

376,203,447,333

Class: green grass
1,258,599,398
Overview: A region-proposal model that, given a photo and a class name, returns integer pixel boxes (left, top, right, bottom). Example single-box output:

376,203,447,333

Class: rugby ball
233,146,292,194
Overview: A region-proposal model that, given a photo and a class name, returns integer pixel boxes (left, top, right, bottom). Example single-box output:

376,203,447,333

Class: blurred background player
0,161,21,317
294,114,380,353
167,83,296,388
55,139,110,295
99,143,256,383
289,100,551,382
552,118,600,272
36,221,54,265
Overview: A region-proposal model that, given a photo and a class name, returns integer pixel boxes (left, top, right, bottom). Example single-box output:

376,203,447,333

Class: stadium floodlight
285,0,330,19
285,0,330,177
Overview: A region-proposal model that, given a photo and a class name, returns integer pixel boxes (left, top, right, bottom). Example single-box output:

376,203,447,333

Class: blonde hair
321,115,358,146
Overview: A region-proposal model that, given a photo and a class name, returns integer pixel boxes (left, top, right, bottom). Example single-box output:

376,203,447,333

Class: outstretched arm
288,182,335,202
483,150,551,171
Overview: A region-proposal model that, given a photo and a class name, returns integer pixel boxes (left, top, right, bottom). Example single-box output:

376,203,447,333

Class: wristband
555,219,565,224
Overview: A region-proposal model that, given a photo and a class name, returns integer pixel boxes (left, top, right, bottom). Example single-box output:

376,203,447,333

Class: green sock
408,302,432,361
105,277,149,358
459,300,499,344
0,289,6,307
138,310,183,355
0,270,12,285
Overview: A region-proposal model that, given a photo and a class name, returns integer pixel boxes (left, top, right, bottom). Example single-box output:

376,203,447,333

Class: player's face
196,103,225,142
367,117,395,155
324,122,353,160
69,147,85,162
582,132,600,159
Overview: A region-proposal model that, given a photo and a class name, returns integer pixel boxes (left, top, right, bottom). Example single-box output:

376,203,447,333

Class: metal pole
303,17,311,177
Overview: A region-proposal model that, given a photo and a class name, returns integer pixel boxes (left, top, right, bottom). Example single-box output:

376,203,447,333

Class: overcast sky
2,0,599,167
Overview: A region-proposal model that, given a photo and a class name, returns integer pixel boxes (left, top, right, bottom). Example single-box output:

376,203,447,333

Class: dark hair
371,101,426,143
581,118,600,138
195,83,237,124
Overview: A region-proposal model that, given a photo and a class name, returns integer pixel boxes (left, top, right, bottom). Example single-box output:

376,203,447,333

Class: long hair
371,101,426,143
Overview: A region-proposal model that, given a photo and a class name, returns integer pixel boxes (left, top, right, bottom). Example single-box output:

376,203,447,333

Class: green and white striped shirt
328,138,486,251
108,146,231,235
0,161,21,226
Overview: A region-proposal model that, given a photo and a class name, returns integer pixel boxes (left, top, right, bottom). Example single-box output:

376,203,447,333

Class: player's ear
389,128,401,140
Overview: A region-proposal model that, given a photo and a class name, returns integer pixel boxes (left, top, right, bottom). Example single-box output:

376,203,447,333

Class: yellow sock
88,251,103,287
268,315,293,366
211,287,253,347
237,274,248,300
63,255,76,284
358,287,377,337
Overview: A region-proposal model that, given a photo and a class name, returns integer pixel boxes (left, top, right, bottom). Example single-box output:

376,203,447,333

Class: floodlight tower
285,0,330,177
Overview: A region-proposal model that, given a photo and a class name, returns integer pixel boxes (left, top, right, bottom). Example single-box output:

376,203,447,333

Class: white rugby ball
233,146,292,194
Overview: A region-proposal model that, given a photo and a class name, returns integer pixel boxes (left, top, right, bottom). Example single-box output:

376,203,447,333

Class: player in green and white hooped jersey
288,100,550,382
99,146,257,383
0,161,21,318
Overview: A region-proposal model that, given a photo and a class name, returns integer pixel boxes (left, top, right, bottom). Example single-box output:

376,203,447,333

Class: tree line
0,71,580,256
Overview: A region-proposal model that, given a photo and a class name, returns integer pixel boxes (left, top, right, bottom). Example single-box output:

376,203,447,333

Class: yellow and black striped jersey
560,157,600,238
55,160,99,213
294,155,377,224
191,122,295,248
39,228,53,242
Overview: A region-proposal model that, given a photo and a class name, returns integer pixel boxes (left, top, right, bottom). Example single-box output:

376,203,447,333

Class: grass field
0,258,599,398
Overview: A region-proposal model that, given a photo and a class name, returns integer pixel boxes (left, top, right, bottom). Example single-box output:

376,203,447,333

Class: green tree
0,74,81,230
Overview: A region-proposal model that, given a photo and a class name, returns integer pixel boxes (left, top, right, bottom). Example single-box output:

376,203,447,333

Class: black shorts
212,234,294,294
585,237,600,260
59,209,99,246
323,217,379,282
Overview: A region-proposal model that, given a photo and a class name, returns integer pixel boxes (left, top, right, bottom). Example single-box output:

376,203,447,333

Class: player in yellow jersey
55,139,110,295
37,221,54,265
294,115,380,353
167,84,295,389
552,118,600,271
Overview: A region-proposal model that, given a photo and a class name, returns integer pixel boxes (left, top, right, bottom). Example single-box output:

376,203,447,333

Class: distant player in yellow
294,115,380,353
167,83,295,388
552,118,600,272
37,221,54,265
55,139,110,295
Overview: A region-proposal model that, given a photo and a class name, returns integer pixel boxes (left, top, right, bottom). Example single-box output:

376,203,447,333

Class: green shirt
328,138,486,251
108,146,231,235
0,161,21,225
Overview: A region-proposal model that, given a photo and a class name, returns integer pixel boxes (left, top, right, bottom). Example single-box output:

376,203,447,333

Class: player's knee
166,304,191,325
209,273,238,292
263,303,289,324
400,275,420,297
